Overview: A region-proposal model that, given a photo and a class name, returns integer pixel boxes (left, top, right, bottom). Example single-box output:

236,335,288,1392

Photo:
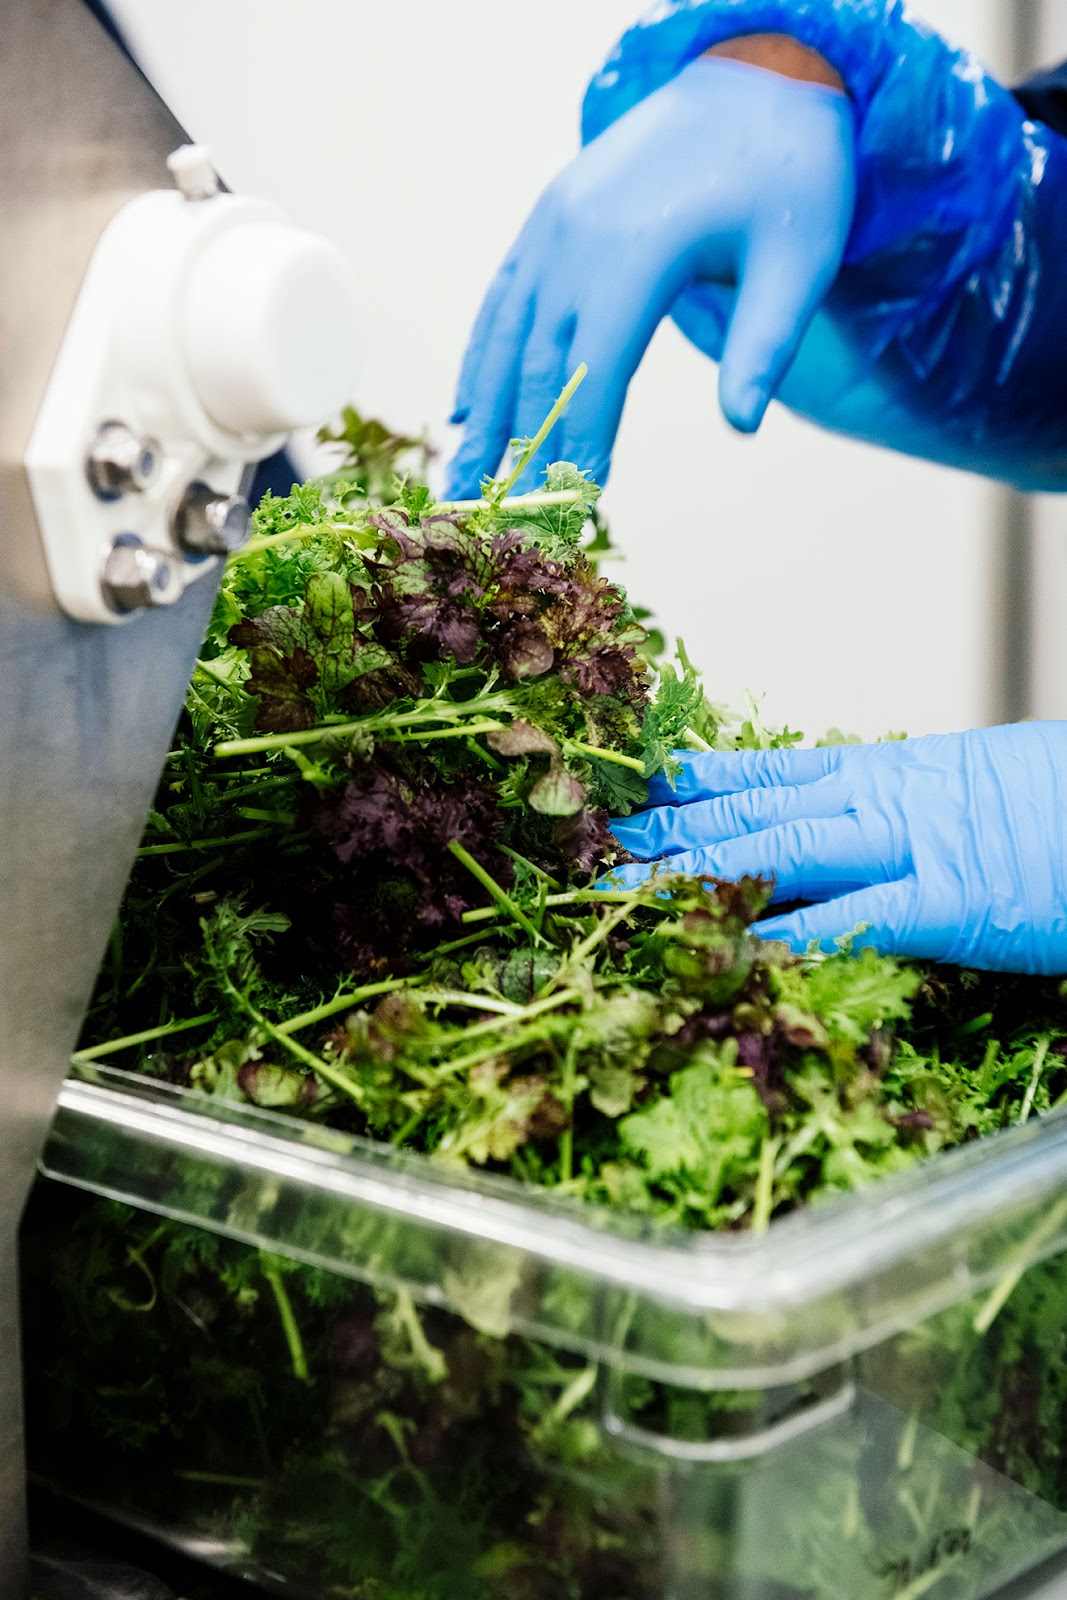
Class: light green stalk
498,365,588,496
262,1258,309,1381
447,839,545,945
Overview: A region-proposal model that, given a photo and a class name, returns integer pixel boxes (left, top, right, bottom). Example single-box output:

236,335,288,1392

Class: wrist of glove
607,724,1067,976
586,1,1067,489
586,1,1029,266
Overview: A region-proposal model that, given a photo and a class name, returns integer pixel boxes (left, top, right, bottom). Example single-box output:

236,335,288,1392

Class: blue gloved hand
583,0,1067,491
607,726,1067,975
446,56,855,495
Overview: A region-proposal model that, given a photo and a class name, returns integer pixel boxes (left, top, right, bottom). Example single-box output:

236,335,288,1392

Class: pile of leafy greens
26,392,1067,1600
74,401,1067,1228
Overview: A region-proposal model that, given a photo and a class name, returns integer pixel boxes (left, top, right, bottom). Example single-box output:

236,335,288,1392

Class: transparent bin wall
21,1179,1067,1600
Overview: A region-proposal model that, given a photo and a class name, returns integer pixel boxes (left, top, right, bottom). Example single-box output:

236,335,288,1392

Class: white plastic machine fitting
184,220,363,438
26,144,361,623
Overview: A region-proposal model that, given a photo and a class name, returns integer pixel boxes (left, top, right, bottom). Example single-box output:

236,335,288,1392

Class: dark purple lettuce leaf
304,761,511,977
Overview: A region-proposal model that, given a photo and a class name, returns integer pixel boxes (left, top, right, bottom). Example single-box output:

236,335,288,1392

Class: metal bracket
23,181,283,623
24,148,360,625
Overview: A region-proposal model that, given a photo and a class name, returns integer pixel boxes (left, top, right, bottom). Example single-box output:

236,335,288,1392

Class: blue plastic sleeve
581,4,1067,488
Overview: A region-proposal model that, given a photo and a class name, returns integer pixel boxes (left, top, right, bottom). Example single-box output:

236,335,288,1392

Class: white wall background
113,0,1024,742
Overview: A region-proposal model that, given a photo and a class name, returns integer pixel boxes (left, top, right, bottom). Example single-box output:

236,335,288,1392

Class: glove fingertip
720,377,771,436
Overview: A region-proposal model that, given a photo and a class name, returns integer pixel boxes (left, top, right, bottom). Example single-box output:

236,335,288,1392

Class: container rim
46,1062,1067,1316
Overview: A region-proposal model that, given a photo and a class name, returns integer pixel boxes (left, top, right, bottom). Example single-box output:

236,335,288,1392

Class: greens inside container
27,377,1067,1600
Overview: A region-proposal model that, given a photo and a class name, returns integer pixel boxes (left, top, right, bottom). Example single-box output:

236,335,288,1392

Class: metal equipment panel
0,3,220,1588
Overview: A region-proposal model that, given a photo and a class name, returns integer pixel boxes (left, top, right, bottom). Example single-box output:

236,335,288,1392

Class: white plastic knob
166,143,220,201
182,220,361,438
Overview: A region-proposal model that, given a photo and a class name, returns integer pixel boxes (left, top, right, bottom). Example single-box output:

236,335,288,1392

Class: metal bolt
100,533,181,615
174,480,251,557
87,421,162,501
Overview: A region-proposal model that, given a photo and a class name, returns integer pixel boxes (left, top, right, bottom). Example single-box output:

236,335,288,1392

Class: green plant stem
1018,1034,1051,1124
380,720,507,746
438,987,580,1049
447,839,545,945
230,528,311,559
214,696,514,759
257,1008,365,1104
217,707,633,774
973,1193,1067,1334
547,898,639,995
138,827,276,857
564,739,646,774
421,988,525,1017
433,992,581,1079
72,1012,218,1063
965,1481,983,1532
215,775,295,800
229,519,354,561
499,364,588,496
262,1259,309,1381
209,955,366,1108
155,854,229,906
498,844,562,891
426,928,505,959
897,1411,919,1472
437,488,587,514
193,658,245,699
529,1363,599,1446
460,889,643,925
276,977,424,1037
174,1471,266,1489
394,1289,447,1383
977,1037,1003,1097
751,1136,780,1235
558,1035,581,1183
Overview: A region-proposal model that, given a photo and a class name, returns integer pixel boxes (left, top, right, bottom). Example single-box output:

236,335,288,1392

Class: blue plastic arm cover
582,0,1067,492
446,56,855,494
607,727,1067,975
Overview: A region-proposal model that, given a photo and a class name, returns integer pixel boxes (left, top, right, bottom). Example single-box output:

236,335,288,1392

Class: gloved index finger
450,259,518,426
445,221,546,498
554,255,690,488
645,746,846,806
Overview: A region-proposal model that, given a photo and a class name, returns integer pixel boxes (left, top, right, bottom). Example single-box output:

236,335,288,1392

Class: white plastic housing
26,163,361,624
185,221,361,437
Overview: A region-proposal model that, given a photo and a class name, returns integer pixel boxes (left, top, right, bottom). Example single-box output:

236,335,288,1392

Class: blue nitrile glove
607,726,1067,975
582,0,1067,492
446,56,856,494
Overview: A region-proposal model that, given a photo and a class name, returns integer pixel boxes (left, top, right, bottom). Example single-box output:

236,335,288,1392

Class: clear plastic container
22,1059,1067,1599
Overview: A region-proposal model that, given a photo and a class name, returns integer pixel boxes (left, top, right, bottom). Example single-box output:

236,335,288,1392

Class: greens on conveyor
29,397,1067,1600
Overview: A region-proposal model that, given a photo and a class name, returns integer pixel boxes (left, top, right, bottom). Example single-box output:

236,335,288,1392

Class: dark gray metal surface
0,2,221,1591
992,0,1045,724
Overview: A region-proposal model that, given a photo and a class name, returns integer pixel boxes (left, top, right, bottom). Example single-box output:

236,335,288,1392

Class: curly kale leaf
619,1045,768,1220
639,658,706,780
504,462,602,559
